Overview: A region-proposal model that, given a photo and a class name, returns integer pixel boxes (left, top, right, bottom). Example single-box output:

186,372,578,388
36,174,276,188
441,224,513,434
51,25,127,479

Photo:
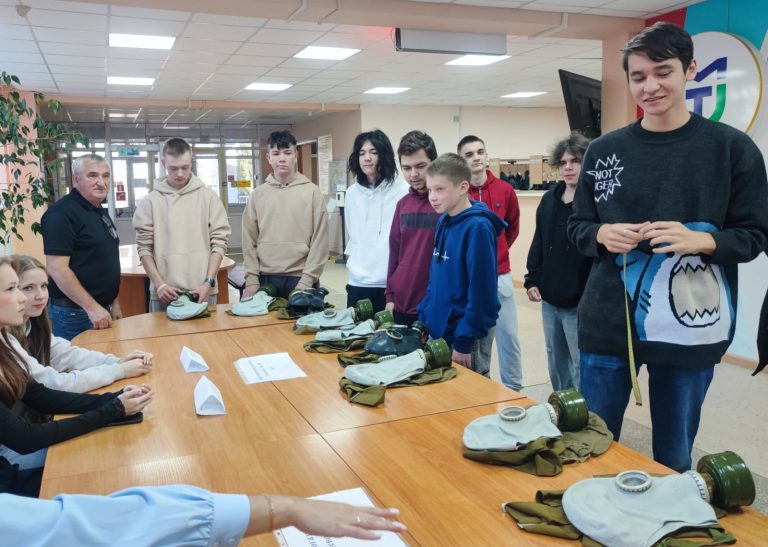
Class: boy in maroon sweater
385,131,440,325
458,135,523,391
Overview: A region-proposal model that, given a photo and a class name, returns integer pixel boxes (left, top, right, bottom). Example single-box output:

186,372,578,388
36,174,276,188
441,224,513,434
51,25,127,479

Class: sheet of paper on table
193,376,226,415
275,488,408,547
234,352,307,384
180,346,210,373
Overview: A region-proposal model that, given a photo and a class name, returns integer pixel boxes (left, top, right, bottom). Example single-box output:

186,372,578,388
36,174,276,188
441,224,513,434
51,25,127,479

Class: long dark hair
0,258,29,405
8,255,51,366
348,129,398,186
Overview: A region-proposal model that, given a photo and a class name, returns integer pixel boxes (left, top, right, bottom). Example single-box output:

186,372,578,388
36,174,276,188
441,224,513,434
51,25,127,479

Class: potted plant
0,71,89,242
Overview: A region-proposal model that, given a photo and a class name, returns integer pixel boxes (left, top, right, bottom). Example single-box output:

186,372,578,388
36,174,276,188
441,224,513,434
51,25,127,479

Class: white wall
360,104,570,158
293,109,362,162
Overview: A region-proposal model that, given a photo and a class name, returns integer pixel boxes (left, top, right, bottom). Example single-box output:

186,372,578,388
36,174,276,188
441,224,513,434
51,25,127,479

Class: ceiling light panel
365,87,411,94
109,33,175,50
245,82,293,91
446,54,510,66
294,46,360,60
107,76,155,85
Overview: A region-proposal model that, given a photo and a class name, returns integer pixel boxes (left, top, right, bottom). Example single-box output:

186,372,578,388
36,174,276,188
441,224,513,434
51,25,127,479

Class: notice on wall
318,134,333,195
274,488,408,547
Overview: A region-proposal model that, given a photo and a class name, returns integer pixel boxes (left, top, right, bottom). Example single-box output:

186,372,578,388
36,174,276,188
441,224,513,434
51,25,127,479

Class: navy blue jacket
418,201,505,353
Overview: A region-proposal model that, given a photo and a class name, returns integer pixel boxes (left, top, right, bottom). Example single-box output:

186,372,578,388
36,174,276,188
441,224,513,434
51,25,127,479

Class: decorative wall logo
588,154,624,202
687,32,766,133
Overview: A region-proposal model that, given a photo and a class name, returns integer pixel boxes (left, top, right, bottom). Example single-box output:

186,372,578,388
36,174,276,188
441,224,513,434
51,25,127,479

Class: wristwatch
204,277,215,287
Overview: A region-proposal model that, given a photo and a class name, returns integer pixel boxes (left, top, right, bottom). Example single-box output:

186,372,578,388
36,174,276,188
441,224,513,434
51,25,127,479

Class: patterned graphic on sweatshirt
587,154,624,203
617,222,733,346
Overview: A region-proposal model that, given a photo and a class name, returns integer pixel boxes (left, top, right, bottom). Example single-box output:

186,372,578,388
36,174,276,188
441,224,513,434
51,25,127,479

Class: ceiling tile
277,58,341,70
22,0,108,13
191,13,267,27
0,39,37,53
39,42,107,57
262,67,320,79
49,64,107,75
236,42,304,57
0,23,34,40
5,51,45,64
519,0,607,7
226,55,286,68
26,10,107,30
583,7,649,17
182,23,256,41
526,44,598,58
308,31,385,50
0,5,22,21
45,54,105,67
33,27,106,45
215,65,270,77
108,59,165,72
601,0,682,10
109,16,187,36
174,37,244,54
110,6,191,21
107,48,171,61
250,28,326,46
168,51,230,64
263,19,336,32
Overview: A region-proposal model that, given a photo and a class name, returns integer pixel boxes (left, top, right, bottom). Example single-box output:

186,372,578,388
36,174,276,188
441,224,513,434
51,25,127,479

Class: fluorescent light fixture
294,46,359,60
109,33,175,50
365,87,410,95
501,91,547,98
245,82,292,91
163,125,190,130
446,54,510,66
107,76,155,86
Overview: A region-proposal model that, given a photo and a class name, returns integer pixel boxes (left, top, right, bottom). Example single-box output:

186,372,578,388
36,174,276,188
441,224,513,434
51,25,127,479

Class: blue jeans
49,304,93,341
496,274,523,390
580,352,714,472
470,327,496,378
541,301,580,391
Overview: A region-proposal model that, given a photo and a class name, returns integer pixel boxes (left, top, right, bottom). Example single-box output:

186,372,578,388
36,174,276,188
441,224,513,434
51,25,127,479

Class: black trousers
346,285,386,313
393,310,418,326
260,274,318,299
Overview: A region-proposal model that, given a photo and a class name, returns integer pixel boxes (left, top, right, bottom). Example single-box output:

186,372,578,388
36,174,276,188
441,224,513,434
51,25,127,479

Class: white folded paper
234,352,307,384
275,488,406,546
180,346,209,373
193,376,226,415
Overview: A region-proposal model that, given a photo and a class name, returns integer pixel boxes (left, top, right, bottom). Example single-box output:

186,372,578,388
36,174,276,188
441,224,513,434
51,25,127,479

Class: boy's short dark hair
456,135,485,154
621,22,694,74
348,129,398,185
267,130,297,149
427,153,471,186
163,138,191,157
548,132,592,168
398,130,437,162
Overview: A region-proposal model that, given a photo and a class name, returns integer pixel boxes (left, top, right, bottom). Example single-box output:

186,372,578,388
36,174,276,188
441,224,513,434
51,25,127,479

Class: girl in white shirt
7,255,153,393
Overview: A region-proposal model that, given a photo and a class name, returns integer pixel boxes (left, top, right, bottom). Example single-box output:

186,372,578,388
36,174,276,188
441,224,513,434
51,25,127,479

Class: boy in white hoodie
344,130,408,312
242,130,329,298
133,138,231,312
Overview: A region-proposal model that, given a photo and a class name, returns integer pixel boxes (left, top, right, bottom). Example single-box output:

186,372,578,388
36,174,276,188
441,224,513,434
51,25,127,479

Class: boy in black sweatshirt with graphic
568,22,768,472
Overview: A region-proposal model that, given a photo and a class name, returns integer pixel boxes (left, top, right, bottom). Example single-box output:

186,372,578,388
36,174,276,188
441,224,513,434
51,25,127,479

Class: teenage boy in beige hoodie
133,138,231,312
241,130,329,298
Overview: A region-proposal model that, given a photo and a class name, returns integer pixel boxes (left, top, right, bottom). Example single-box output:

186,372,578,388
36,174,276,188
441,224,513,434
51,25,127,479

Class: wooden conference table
117,244,235,318
40,312,768,545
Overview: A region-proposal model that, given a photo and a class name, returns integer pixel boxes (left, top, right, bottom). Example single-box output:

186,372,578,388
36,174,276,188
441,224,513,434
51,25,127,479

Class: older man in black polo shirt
42,153,122,340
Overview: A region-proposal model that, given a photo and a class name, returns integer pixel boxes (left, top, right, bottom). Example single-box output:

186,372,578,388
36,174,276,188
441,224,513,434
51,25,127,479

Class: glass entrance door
194,155,222,198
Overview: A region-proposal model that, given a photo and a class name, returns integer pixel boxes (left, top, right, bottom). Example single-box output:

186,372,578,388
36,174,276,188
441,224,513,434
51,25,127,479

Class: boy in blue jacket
418,153,504,376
